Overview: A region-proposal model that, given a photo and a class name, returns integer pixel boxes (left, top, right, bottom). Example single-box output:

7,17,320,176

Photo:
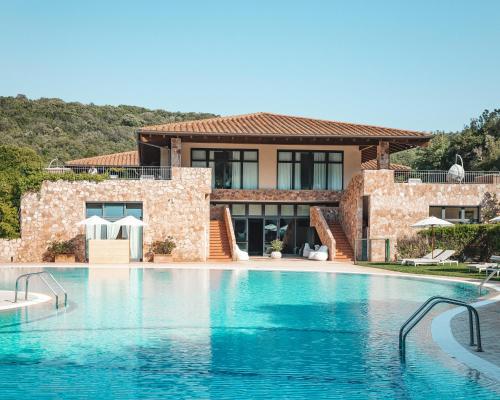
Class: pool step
209,220,232,261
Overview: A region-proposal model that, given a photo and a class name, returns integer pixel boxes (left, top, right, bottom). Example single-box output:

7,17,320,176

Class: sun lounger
405,250,456,266
400,249,443,265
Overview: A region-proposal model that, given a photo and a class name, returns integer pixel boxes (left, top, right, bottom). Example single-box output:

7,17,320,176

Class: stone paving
452,301,500,367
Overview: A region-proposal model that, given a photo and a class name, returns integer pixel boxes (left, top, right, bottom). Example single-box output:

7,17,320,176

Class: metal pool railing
399,296,482,361
45,165,172,180
14,271,68,309
394,170,500,184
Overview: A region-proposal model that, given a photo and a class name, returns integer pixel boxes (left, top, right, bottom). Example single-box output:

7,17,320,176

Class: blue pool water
0,267,498,399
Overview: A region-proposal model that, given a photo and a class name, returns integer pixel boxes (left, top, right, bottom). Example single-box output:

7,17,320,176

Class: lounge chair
405,250,456,266
308,245,329,261
400,249,443,265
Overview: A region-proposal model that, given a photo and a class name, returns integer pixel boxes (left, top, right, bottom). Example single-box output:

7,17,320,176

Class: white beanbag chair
235,246,249,261
303,243,312,258
308,245,329,261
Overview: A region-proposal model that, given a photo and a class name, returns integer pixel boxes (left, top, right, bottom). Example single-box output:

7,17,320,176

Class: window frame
190,148,259,189
428,205,481,224
276,150,344,190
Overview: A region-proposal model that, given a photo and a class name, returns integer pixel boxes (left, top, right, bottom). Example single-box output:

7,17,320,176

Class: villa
0,112,498,263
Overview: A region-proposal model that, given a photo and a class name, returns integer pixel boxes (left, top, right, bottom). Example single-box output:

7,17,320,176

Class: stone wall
310,207,335,260
0,239,22,263
338,173,364,252
363,169,500,261
211,189,341,203
11,167,211,263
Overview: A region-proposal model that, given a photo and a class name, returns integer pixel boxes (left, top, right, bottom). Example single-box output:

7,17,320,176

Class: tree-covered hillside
0,95,217,163
392,109,500,170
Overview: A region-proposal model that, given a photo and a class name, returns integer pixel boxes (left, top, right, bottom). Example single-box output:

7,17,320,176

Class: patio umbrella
489,215,500,223
411,216,453,256
77,215,111,239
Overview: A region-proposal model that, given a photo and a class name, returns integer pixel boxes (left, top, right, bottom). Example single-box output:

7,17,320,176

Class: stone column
376,141,390,169
171,138,182,167
160,147,170,167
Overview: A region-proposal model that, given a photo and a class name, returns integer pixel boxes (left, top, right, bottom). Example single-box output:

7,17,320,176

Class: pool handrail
399,296,482,361
14,271,67,309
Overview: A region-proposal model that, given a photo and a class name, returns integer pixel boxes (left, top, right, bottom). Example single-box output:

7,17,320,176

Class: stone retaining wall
10,167,211,263
0,239,22,263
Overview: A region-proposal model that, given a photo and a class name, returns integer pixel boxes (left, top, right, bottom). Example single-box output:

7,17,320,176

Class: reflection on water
0,268,498,399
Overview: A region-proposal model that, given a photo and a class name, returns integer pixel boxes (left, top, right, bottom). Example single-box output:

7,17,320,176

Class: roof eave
137,130,432,141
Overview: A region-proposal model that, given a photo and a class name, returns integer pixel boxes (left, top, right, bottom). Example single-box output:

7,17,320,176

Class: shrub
151,237,176,255
397,224,500,262
480,192,500,221
47,240,75,255
270,239,284,252
396,235,431,259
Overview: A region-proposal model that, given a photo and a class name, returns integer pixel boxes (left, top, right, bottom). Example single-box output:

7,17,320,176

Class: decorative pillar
160,147,170,167
171,138,182,167
376,141,390,169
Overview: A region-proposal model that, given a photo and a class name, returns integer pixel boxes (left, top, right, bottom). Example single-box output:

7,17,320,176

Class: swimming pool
0,267,498,399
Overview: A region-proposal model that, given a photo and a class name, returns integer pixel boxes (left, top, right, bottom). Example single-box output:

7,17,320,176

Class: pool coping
0,290,52,311
432,292,500,384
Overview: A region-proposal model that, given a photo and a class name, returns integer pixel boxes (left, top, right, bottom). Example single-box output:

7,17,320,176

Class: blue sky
1,0,499,132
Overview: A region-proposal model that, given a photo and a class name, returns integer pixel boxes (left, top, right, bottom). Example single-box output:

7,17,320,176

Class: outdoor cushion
303,243,312,258
308,245,328,261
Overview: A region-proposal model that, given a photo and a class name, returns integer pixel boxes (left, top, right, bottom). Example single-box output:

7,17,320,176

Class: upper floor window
277,151,343,190
191,149,258,189
429,206,480,224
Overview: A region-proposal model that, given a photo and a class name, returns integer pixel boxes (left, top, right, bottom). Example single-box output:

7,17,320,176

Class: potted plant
270,239,284,259
48,240,76,263
151,236,176,263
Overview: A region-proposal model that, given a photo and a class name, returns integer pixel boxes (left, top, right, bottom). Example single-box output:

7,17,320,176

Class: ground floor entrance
213,202,329,256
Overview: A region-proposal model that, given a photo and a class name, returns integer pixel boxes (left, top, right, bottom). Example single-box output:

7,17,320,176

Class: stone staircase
327,222,354,262
209,219,232,261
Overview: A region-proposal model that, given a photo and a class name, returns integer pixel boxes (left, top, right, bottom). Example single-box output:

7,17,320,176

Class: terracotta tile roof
66,151,138,166
139,112,431,139
361,160,411,170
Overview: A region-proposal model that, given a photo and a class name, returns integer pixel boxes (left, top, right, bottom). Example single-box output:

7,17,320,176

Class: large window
191,149,258,189
429,206,480,224
277,150,343,190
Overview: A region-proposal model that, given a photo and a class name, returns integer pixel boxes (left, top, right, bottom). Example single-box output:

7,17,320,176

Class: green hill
0,95,217,163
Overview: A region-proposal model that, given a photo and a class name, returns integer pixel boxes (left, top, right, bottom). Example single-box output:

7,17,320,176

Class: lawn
356,262,500,281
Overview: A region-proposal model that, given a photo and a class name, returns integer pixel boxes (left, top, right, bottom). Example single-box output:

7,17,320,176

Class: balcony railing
394,170,500,184
45,166,172,180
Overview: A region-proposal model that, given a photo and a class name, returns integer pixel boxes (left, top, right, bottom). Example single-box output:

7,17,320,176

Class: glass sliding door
277,150,343,190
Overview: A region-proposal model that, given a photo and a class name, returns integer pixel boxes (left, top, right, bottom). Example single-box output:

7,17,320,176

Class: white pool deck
1,259,499,379
0,289,52,311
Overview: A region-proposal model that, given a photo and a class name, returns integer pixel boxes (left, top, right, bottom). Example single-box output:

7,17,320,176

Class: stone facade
340,169,500,261
7,167,211,263
310,207,336,260
338,173,364,252
211,189,341,203
0,239,22,263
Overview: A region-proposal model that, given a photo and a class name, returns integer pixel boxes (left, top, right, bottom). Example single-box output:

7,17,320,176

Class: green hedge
419,224,499,261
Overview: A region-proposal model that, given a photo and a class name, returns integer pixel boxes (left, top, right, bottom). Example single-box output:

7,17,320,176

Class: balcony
394,170,500,184
45,165,172,180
